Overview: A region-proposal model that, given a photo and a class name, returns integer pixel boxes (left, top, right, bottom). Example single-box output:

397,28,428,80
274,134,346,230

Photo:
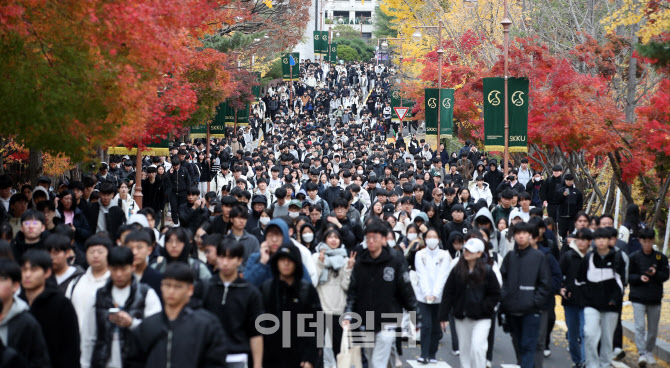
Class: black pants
558,216,575,239
487,313,496,361
328,314,344,358
544,307,556,349
546,204,560,223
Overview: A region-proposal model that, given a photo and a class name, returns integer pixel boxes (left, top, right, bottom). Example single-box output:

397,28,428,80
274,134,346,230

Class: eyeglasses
22,220,41,227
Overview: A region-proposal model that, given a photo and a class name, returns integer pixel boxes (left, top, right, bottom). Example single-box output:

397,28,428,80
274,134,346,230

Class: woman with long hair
56,189,91,247
439,237,501,368
620,204,645,254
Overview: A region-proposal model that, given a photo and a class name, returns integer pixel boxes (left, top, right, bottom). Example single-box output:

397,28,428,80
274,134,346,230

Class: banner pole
133,150,143,208
502,0,512,176
206,123,211,193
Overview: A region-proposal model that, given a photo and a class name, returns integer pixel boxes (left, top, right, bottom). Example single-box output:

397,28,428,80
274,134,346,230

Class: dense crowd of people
0,58,666,368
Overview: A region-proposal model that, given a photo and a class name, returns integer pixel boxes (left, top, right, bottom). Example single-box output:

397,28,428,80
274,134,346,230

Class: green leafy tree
334,38,376,62
262,57,283,85
373,5,397,39
337,45,359,62
332,25,360,39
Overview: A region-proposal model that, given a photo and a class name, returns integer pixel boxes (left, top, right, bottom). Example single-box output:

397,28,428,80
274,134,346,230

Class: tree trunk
625,24,639,124
0,137,4,175
28,148,43,186
648,174,670,229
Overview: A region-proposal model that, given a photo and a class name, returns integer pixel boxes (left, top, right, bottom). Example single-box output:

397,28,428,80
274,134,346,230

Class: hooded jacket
484,160,504,197
244,219,311,288
345,246,417,332
0,296,51,368
57,205,91,247
260,244,321,368
10,231,49,263
473,207,502,257
202,274,264,355
470,182,493,207
500,245,552,315
18,286,80,368
559,242,589,307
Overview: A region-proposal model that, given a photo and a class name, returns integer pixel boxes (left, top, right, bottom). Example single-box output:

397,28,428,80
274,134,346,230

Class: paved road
398,322,631,368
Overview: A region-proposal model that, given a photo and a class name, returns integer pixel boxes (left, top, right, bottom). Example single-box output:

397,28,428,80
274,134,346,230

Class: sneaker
486,361,492,368
646,352,656,365
613,348,626,361
544,349,551,357
638,354,648,367
417,357,428,365
452,350,460,356
429,359,438,364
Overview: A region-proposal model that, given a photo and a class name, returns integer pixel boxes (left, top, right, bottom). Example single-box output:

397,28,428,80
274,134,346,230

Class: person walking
415,228,451,364
629,228,669,367
440,238,501,368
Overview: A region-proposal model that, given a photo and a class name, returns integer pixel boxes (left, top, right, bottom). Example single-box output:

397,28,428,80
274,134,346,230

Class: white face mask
259,217,271,226
357,170,364,175
534,177,541,182
426,238,440,249
302,232,314,243
387,239,396,247
407,233,418,241
289,211,300,219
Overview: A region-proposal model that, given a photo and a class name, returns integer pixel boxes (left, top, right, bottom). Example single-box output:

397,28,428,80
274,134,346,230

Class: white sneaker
646,352,656,365
486,361,492,368
638,354,648,367
429,359,438,364
544,349,551,357
452,350,460,356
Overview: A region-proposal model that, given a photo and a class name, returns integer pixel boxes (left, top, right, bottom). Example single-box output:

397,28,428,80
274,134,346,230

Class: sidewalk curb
622,320,670,363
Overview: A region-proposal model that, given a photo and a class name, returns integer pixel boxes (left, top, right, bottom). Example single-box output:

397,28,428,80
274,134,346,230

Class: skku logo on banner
510,135,527,142
487,90,501,106
314,34,319,40
442,97,451,109
511,91,525,106
282,57,288,64
427,98,437,109
426,127,437,133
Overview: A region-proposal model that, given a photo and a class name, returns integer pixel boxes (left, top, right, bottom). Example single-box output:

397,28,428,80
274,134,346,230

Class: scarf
315,242,348,285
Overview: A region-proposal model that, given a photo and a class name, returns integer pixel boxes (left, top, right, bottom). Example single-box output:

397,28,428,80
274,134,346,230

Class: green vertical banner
508,77,529,152
252,72,261,98
424,88,453,137
483,77,505,152
424,88,439,148
281,53,299,81
313,31,321,54
320,31,329,55
439,88,455,137
329,43,338,62
483,77,529,152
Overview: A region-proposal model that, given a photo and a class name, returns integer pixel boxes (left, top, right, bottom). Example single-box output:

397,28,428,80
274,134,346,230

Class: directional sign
394,107,409,121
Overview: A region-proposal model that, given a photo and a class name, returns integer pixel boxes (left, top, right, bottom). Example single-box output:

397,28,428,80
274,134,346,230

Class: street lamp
381,40,388,50
412,30,422,43
413,21,445,149
336,31,340,37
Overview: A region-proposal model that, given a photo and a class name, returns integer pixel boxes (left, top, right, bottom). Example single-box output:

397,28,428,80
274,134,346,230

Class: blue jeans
418,302,442,359
564,305,585,365
508,313,542,368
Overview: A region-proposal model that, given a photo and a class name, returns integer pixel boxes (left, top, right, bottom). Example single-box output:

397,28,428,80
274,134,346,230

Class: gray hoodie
0,296,29,344
473,207,503,258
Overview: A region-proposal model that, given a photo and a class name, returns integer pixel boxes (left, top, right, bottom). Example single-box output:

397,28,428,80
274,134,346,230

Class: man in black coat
19,249,80,368
556,173,583,238
541,165,564,222
141,165,165,220
343,221,416,368
484,160,504,198
84,182,126,240
500,222,552,368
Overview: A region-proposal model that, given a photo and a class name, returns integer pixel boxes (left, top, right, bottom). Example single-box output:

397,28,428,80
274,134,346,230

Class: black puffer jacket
500,246,552,315
91,277,151,368
127,308,227,368
439,264,501,320
345,246,417,332
576,249,626,312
